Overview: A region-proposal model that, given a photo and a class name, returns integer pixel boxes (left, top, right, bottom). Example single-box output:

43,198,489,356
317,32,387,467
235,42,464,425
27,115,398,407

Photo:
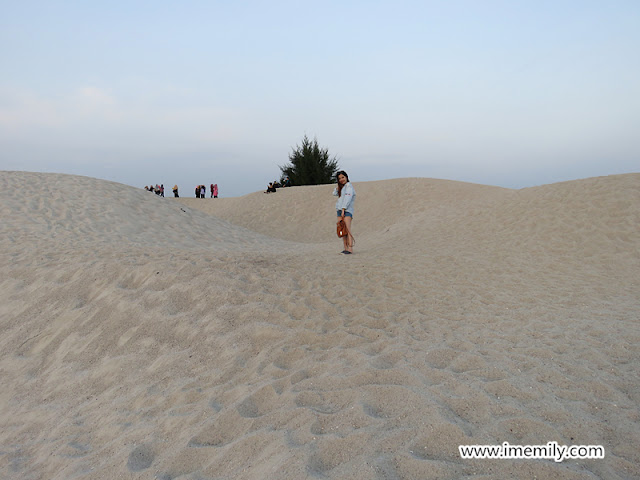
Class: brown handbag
337,219,348,238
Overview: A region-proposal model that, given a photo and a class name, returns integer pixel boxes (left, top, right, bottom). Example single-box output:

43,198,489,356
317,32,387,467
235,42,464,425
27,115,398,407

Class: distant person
173,185,179,197
195,185,199,198
200,185,206,198
273,180,282,188
333,170,356,254
213,183,218,198
282,176,291,187
210,184,214,198
160,184,164,197
264,182,277,194
149,185,155,194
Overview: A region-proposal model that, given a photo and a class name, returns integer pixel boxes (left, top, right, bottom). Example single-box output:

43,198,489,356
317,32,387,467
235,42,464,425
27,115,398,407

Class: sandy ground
1,171,639,480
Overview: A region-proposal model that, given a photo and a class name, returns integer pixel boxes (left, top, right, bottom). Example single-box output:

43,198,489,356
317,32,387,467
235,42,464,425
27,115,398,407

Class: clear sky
1,0,638,197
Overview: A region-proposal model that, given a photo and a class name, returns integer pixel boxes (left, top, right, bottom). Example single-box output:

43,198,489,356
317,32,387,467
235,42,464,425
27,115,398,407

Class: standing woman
333,170,356,254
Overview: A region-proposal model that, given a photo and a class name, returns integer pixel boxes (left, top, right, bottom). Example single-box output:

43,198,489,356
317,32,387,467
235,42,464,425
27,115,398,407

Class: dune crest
1,171,639,479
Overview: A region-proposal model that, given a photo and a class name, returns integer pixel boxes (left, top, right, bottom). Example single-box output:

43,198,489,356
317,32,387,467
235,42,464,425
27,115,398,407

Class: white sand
1,171,639,479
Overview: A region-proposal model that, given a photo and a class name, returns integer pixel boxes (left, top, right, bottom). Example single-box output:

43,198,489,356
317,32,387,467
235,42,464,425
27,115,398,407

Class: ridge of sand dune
1,171,639,480
183,174,640,270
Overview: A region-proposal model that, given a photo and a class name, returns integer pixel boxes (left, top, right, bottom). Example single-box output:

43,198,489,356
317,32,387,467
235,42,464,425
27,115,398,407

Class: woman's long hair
336,170,349,197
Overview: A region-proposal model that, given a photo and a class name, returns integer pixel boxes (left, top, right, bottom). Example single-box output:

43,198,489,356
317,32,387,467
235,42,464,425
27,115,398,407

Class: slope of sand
1,171,639,480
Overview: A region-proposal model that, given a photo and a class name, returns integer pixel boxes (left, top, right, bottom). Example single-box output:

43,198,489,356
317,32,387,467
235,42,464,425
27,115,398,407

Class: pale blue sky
1,0,638,197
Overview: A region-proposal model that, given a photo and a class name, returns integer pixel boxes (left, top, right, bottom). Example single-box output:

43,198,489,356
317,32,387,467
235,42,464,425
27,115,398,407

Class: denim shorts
337,210,353,218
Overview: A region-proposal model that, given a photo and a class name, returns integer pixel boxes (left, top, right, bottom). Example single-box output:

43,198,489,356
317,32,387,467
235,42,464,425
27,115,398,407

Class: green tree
279,135,340,186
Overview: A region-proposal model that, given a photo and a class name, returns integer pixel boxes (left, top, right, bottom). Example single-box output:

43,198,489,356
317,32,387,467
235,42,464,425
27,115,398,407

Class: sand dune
1,171,639,480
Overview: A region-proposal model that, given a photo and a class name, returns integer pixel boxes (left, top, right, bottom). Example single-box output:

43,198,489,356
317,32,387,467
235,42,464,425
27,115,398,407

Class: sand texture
1,171,639,480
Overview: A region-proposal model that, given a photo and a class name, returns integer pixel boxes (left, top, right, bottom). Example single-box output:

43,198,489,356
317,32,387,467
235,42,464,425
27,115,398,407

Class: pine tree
279,135,339,186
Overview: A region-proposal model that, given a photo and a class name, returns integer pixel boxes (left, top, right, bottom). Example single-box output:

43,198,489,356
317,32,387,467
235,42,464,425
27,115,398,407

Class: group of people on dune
144,184,165,196
194,184,218,198
264,176,291,194
144,184,217,198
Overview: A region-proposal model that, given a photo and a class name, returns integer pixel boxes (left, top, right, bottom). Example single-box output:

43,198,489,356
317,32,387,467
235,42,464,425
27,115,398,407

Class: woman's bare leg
344,216,353,252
